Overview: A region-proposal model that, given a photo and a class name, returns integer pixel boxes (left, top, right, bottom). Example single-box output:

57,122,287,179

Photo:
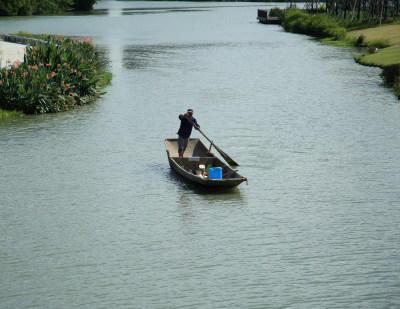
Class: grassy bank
347,25,400,66
346,25,400,98
7,31,50,41
280,8,400,99
0,34,111,116
0,109,23,120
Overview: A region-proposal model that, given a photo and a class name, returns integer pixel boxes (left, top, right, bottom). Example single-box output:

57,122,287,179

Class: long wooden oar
186,116,239,166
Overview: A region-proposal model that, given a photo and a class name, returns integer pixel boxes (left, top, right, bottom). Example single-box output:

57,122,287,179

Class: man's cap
187,109,193,113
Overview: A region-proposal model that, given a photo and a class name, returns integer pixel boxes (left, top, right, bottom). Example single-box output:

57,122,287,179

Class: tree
324,0,400,22
74,0,97,11
0,0,97,16
0,0,26,16
30,0,73,14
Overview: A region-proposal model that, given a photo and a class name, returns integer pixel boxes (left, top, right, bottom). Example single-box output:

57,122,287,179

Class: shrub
381,64,400,85
0,35,109,114
269,7,284,19
282,8,310,33
73,0,96,11
355,34,366,46
369,39,390,49
381,64,400,98
282,8,346,40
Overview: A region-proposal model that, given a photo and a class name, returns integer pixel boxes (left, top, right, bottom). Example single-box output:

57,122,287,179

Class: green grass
10,31,50,41
355,49,400,66
10,30,51,41
347,24,400,67
337,14,400,31
98,71,112,89
321,37,353,46
0,108,24,120
346,24,400,98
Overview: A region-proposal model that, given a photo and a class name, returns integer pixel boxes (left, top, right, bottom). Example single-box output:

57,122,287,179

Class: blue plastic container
208,167,222,179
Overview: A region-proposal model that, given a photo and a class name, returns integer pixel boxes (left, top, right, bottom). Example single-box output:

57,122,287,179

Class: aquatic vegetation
0,35,111,114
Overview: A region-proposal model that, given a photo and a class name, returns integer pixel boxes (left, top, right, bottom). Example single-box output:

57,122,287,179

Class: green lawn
347,24,400,66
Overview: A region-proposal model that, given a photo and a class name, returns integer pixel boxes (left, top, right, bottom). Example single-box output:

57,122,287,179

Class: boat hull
165,138,246,188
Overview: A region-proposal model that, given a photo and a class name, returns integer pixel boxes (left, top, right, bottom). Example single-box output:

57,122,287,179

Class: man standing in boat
177,108,200,157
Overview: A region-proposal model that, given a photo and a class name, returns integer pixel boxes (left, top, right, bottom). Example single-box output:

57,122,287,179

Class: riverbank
279,8,400,99
347,24,400,98
3,4,400,308
347,24,400,67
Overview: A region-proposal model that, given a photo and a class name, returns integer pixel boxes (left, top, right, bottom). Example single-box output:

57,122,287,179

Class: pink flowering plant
0,35,109,114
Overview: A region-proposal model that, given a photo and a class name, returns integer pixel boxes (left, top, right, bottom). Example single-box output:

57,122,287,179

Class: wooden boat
165,138,247,188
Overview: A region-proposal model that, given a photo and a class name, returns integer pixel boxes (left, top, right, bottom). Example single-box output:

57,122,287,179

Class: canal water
1,1,399,308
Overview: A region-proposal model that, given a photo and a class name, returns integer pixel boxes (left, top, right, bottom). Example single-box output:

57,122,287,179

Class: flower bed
0,35,110,114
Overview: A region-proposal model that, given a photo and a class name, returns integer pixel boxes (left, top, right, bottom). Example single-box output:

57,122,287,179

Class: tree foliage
73,0,97,11
0,0,26,16
0,0,97,15
324,0,400,24
381,64,400,99
31,0,73,15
